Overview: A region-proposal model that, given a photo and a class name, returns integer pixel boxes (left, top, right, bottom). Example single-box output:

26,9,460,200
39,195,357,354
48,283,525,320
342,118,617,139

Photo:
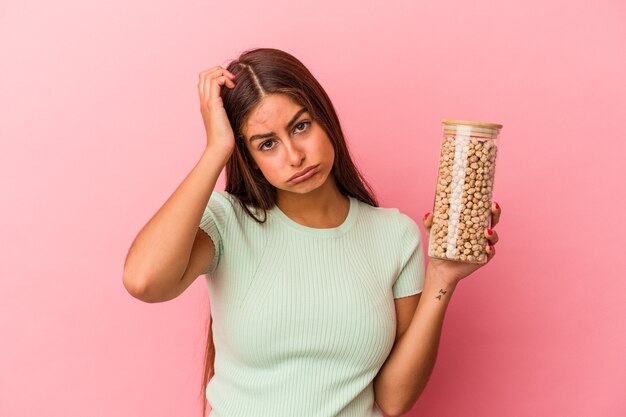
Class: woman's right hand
198,66,237,157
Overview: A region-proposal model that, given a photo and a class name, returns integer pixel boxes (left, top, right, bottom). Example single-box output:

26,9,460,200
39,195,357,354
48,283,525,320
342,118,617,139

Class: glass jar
428,119,503,264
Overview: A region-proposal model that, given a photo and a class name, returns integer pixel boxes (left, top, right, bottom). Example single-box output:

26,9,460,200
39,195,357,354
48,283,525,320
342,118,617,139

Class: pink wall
1,0,624,416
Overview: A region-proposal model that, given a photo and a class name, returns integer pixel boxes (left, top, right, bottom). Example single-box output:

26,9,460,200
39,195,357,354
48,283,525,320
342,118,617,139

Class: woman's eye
259,139,276,151
294,121,310,133
258,122,310,152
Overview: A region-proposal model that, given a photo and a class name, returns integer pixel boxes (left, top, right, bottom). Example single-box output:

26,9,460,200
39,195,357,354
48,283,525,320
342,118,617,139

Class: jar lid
442,119,502,139
442,119,503,129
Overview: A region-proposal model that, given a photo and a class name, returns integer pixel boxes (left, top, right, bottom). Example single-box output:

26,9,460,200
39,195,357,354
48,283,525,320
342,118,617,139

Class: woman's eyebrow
248,108,308,143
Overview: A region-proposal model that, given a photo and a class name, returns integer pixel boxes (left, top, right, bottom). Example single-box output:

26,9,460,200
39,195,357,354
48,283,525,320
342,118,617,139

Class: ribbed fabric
198,191,425,417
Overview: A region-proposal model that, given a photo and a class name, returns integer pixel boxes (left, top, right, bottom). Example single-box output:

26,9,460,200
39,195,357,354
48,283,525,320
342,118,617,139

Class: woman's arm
375,203,501,416
123,67,237,302
122,147,231,302
373,265,458,417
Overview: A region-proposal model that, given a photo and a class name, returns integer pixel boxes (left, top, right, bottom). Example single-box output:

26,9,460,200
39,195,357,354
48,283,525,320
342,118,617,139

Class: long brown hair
200,47,379,416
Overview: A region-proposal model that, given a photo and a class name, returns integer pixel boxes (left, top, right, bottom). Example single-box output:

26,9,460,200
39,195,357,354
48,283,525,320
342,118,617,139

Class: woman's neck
275,176,349,228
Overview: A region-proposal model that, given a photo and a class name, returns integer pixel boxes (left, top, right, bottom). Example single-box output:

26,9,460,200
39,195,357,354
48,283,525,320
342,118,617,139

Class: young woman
123,47,501,417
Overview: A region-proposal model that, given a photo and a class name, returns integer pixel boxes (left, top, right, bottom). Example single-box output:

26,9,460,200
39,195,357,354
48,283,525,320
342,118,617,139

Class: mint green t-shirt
198,191,425,417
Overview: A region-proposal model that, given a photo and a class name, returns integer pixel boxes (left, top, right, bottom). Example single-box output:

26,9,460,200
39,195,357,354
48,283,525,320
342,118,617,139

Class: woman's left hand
423,201,501,286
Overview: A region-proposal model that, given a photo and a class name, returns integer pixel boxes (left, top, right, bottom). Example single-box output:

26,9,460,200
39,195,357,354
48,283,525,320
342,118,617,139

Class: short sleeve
198,191,230,275
392,212,426,299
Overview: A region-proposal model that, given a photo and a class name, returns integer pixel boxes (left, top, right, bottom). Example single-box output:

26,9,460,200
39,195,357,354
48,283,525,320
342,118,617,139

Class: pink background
1,0,625,416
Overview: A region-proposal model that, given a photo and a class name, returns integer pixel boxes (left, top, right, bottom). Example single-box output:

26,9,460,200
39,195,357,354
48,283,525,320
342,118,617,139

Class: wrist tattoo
435,289,447,301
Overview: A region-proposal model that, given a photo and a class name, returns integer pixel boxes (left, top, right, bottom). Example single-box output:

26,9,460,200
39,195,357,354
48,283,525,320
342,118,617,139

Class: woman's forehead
243,95,307,135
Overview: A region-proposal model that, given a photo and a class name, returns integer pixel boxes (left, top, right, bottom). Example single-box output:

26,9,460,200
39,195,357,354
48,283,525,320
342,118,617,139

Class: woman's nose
286,141,305,165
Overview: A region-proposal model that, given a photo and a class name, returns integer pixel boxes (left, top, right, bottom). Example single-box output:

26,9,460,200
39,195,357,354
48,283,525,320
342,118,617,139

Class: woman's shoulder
210,190,248,210
355,198,411,229
210,189,235,204
353,199,421,250
210,190,267,223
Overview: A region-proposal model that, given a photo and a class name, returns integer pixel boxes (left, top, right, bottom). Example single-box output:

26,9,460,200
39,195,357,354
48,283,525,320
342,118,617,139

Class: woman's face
241,94,336,196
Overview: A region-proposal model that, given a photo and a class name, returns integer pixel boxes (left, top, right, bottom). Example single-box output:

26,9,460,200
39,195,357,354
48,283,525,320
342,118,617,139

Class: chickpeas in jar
428,120,503,264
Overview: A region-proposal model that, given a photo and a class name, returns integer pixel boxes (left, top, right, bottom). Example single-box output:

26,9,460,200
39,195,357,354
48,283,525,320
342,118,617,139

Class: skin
423,204,501,286
241,93,349,228
239,91,502,416
240,92,502,280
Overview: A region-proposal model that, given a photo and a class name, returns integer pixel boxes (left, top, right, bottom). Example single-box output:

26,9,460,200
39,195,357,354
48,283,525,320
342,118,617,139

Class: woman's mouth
288,164,320,184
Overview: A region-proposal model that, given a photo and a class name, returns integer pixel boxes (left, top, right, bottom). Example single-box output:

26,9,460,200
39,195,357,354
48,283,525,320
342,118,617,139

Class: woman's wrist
425,262,460,290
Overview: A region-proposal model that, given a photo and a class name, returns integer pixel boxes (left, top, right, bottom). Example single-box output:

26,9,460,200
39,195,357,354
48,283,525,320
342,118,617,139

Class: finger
198,68,222,101
201,66,221,75
485,243,495,261
198,71,206,101
210,66,236,80
484,228,499,245
423,212,433,231
490,201,501,227
208,69,236,103
199,67,234,103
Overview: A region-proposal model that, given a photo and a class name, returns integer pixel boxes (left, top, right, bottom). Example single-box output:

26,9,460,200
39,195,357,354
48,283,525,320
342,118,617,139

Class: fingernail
489,245,494,251
495,202,500,209
487,229,493,235
424,212,429,220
